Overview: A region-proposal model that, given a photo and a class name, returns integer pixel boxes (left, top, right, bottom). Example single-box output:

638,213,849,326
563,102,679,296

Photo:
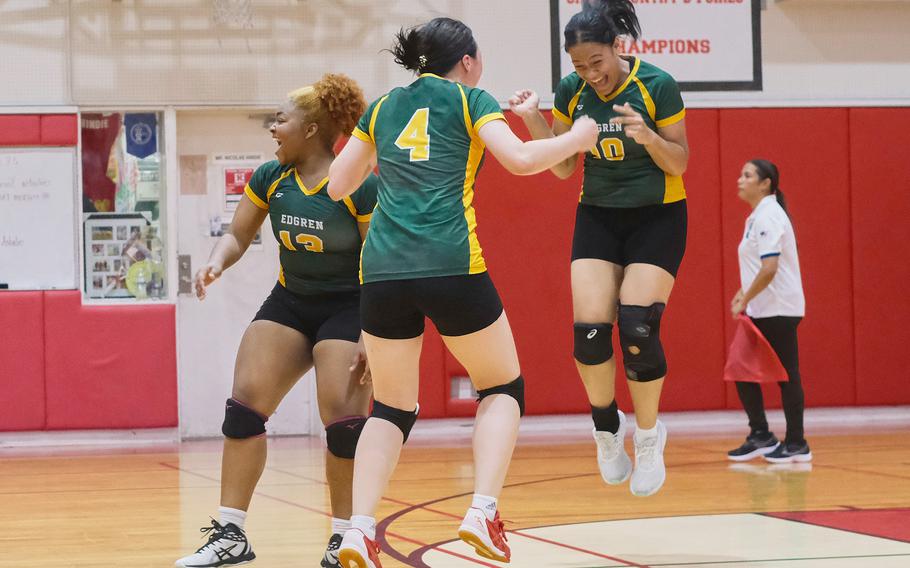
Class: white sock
219,506,247,529
635,423,659,442
350,515,376,541
471,494,498,521
331,517,351,537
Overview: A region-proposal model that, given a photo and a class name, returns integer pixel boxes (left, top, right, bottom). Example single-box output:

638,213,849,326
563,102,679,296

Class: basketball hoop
212,0,253,29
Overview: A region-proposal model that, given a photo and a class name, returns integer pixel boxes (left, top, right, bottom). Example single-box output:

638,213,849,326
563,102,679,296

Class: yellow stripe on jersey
266,168,295,201
458,84,473,136
278,264,286,287
341,196,357,217
351,127,372,143
456,84,487,275
663,173,686,204
632,76,656,122
656,109,686,128
244,184,268,210
473,112,505,135
599,57,641,103
552,108,572,125
295,173,328,196
369,95,390,142
568,82,586,119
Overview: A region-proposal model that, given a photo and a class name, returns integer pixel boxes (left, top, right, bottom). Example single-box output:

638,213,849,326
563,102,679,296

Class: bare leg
221,321,312,511
619,263,676,429
442,311,522,497
571,259,624,407
350,332,423,517
313,339,373,520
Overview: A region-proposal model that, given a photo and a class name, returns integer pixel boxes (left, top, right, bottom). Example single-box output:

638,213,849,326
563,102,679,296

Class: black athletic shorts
253,282,361,344
360,272,504,340
571,200,687,277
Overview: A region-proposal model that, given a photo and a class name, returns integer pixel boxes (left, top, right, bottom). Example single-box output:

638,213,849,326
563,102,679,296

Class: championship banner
550,0,762,92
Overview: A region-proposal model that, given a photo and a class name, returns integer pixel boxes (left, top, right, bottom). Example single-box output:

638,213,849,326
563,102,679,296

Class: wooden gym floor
2,410,909,567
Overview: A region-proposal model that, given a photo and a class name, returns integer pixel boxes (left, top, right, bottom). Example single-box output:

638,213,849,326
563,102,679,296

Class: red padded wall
659,109,727,411
0,292,46,430
849,108,910,405
718,108,855,409
43,291,178,429
474,114,592,415
0,115,41,145
40,114,78,146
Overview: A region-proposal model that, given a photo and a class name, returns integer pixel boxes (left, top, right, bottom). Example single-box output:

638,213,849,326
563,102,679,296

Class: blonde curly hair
288,73,366,150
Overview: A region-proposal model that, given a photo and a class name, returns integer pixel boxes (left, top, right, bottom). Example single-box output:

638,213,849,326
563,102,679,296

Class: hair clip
418,54,428,69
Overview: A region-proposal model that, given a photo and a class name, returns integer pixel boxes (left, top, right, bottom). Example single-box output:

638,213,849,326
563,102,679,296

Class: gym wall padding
849,108,910,405
0,292,46,431
43,291,178,429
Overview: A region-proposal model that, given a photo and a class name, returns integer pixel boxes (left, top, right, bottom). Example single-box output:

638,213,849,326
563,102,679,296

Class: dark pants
735,316,805,444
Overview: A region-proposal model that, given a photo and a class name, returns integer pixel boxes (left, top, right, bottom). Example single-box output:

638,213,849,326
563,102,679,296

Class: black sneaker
764,440,812,463
175,520,256,567
321,533,343,568
727,433,779,462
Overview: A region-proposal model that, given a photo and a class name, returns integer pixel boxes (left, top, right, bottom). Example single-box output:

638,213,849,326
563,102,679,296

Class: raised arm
611,102,689,176
478,115,597,177
328,137,377,201
508,89,580,179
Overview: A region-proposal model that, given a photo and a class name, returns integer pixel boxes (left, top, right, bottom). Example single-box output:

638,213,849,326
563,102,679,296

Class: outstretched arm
478,116,597,176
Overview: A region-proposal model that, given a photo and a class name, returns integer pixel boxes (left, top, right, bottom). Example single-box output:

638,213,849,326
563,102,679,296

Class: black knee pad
371,400,419,443
325,415,367,459
618,303,667,382
222,398,267,439
573,323,614,365
477,376,525,416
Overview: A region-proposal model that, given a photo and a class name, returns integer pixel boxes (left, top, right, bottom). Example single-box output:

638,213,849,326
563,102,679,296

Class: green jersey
553,57,686,208
244,161,377,295
351,73,505,283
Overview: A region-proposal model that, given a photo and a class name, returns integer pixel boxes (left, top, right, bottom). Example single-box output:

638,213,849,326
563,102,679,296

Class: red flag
723,315,788,383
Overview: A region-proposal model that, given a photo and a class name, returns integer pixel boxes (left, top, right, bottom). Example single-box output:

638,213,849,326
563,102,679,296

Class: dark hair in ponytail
565,0,641,51
390,17,478,76
748,158,789,216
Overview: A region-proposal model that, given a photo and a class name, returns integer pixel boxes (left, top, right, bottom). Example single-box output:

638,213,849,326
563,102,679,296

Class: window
81,112,167,300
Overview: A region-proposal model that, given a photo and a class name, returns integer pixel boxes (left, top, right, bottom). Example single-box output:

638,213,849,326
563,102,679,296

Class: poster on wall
214,153,262,212
550,0,762,92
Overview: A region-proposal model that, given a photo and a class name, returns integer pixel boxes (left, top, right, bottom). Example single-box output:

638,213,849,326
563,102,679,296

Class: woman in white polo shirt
728,159,810,463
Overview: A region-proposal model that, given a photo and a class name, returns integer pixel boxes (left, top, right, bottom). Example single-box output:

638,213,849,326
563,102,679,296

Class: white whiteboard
0,148,78,290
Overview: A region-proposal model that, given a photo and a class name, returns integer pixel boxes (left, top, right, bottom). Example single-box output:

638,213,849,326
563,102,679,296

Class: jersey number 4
279,230,324,253
395,108,430,162
591,137,625,161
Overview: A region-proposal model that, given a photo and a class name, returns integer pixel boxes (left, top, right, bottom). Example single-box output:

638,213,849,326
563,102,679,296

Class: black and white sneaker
175,520,256,567
764,440,812,463
727,433,780,462
321,533,343,568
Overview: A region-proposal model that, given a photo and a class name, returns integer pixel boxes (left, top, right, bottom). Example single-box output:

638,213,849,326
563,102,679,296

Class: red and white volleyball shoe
337,528,382,568
458,507,511,563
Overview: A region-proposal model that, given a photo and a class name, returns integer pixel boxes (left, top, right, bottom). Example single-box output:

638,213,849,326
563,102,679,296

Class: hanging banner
124,113,158,159
551,0,762,92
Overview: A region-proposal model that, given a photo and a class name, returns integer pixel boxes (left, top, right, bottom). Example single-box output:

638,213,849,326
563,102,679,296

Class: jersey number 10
395,108,430,162
590,137,625,161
